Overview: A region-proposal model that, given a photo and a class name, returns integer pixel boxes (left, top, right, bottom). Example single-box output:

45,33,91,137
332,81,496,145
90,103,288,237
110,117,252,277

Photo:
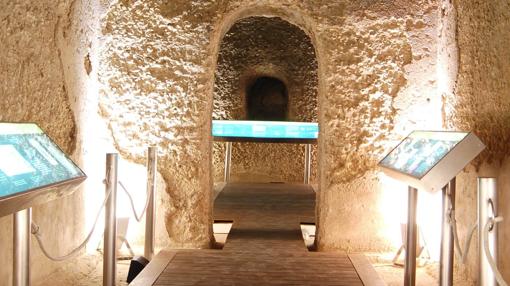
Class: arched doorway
209,14,321,248
211,16,318,183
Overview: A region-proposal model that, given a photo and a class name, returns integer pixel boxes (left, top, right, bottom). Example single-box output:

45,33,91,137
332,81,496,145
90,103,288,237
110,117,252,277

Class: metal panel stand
144,147,157,260
13,208,31,286
404,186,418,286
304,144,311,184
478,178,497,286
224,142,232,183
439,178,456,286
104,154,118,286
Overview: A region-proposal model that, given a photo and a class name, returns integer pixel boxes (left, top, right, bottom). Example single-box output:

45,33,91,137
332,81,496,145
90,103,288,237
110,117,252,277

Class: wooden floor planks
131,183,385,286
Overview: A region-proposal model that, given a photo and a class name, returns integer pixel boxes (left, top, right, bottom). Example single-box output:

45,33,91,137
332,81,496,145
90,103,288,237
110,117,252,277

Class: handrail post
439,178,456,286
103,153,118,286
224,142,232,183
13,208,31,286
144,147,157,260
404,186,418,286
304,144,312,184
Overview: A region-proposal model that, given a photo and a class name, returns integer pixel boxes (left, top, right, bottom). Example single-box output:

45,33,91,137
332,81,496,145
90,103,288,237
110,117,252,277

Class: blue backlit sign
0,123,85,199
212,120,318,141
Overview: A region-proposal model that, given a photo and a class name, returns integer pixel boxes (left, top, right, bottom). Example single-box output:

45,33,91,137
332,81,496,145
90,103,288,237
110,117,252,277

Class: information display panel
379,131,468,179
212,120,318,143
0,123,86,216
378,131,485,191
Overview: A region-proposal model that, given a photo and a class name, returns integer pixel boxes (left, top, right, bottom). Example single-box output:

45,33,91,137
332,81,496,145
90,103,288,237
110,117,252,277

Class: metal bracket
487,198,496,232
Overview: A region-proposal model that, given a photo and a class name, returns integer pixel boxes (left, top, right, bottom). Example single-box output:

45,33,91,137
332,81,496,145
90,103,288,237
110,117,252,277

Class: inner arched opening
246,76,289,121
212,15,318,183
211,16,319,249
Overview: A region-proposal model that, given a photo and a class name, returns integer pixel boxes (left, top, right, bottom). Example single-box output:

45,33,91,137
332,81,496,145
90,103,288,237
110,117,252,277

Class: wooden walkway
131,183,385,286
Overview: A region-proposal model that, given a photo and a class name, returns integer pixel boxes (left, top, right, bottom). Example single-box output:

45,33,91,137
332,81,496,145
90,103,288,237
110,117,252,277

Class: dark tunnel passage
246,76,289,121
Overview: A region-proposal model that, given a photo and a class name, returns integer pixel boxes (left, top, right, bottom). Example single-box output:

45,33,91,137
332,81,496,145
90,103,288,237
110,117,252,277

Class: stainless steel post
478,178,497,286
304,144,312,184
144,146,157,260
439,178,456,286
13,208,31,286
103,153,118,286
404,186,418,286
224,142,232,183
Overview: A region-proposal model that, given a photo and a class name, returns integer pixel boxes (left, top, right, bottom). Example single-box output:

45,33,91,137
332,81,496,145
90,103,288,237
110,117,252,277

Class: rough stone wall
212,17,318,183
100,0,441,251
450,1,510,165
214,142,318,183
0,0,81,283
443,0,510,283
0,1,76,151
313,2,441,250
0,1,172,283
100,1,215,248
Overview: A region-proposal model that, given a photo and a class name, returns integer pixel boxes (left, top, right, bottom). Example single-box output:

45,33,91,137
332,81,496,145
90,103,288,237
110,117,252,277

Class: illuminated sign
212,120,318,142
0,123,85,199
378,131,485,191
380,131,468,178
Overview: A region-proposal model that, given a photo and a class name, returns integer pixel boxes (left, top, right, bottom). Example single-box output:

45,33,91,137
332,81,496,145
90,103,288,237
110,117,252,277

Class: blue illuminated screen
0,123,85,199
379,131,468,178
212,120,318,139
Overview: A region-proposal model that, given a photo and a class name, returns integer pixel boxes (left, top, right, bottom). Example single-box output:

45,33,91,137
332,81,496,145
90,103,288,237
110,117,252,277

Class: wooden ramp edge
129,250,176,286
348,254,387,286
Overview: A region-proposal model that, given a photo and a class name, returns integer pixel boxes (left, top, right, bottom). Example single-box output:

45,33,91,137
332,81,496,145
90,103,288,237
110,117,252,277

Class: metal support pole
478,178,497,286
304,144,312,184
224,142,232,183
404,186,418,286
439,178,456,286
144,146,157,260
13,208,31,286
103,153,118,286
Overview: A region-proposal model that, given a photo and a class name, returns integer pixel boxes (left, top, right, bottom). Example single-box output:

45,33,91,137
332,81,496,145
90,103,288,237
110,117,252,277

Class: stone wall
100,0,216,248
212,16,318,183
100,0,441,251
0,0,172,283
0,0,81,283
451,1,510,165
442,0,510,283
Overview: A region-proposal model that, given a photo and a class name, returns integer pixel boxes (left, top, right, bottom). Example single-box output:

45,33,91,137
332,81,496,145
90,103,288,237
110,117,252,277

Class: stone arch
204,5,327,244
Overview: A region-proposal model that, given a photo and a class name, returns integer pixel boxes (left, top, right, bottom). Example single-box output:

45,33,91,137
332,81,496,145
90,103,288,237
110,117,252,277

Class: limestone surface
0,0,83,283
0,0,76,153
451,1,510,165
445,1,510,282
99,0,438,250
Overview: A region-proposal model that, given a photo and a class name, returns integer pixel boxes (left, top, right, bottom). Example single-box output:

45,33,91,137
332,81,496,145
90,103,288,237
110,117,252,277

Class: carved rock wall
443,0,510,283
100,0,440,250
0,0,80,283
